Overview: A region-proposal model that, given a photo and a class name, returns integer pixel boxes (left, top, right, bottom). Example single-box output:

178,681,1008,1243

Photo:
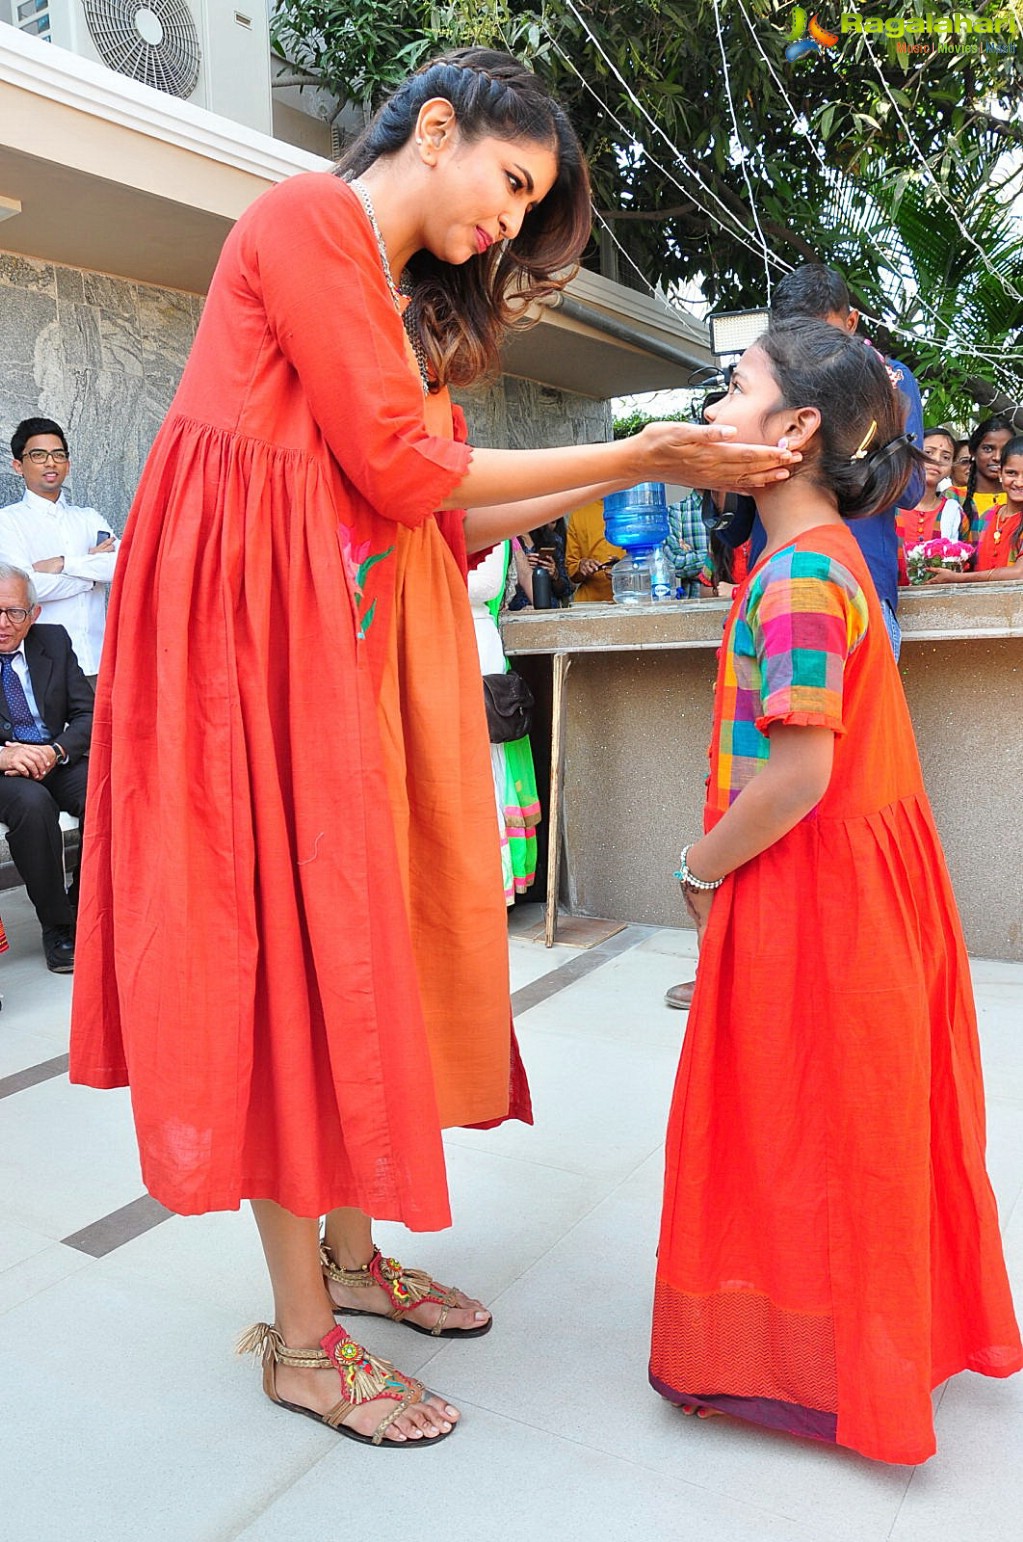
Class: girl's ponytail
839,432,920,521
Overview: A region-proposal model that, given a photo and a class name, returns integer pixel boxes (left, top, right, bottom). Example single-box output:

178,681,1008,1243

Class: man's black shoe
42,926,75,974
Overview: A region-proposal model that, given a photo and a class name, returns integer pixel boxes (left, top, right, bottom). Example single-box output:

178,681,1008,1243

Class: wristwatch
51,743,68,766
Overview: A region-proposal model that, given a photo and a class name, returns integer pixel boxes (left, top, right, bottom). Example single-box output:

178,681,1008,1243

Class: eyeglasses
22,449,69,464
0,608,31,624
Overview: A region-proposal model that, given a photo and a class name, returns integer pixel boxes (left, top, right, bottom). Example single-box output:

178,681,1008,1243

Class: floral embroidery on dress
338,526,394,638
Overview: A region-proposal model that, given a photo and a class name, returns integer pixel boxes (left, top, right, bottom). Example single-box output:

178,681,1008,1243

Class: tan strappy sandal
236,1321,455,1447
320,1243,493,1339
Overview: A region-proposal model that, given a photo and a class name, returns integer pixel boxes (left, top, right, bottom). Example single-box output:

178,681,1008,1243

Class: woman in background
468,541,540,901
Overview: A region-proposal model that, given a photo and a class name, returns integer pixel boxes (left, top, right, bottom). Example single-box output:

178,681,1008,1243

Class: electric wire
855,25,1023,306
712,0,774,298
701,3,1023,363
559,0,789,273
548,39,789,280
730,0,1023,364
539,7,1023,376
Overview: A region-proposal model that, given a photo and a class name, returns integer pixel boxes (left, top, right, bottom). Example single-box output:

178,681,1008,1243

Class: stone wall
0,249,611,535
0,251,202,531
456,374,613,451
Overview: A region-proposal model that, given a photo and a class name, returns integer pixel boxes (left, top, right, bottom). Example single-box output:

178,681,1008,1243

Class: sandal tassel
379,1261,438,1309
236,1322,283,1361
325,1329,406,1406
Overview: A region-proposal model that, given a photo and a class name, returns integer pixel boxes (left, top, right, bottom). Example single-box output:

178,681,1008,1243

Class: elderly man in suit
0,562,93,972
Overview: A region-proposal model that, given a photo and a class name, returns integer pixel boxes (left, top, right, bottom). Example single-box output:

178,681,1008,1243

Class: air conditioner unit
4,0,273,135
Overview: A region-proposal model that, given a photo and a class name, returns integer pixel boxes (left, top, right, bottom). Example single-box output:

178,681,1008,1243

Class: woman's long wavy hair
757,319,924,520
335,48,591,391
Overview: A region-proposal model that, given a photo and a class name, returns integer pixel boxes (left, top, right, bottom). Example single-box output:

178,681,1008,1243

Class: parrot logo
785,8,839,61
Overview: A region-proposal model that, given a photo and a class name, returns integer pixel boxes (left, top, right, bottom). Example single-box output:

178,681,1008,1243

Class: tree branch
271,70,324,88
597,204,700,221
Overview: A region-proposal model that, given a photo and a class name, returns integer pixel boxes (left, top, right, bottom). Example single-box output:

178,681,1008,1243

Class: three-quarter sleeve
244,173,471,527
744,548,869,737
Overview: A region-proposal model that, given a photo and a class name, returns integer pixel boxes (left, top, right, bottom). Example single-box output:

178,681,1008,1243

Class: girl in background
929,434,1023,582
957,415,1014,540
650,317,1021,1465
896,426,964,545
467,540,540,901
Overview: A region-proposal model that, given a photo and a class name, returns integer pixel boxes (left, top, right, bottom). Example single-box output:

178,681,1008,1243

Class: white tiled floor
0,888,1020,1542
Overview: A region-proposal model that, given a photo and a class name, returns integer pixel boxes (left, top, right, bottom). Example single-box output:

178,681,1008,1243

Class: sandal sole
331,1305,493,1339
274,1393,456,1446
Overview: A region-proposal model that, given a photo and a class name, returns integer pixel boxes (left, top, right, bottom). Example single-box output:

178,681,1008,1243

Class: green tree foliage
270,0,1023,410
612,407,691,439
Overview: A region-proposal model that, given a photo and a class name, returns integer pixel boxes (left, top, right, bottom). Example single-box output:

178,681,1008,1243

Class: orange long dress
650,522,1021,1464
68,172,529,1228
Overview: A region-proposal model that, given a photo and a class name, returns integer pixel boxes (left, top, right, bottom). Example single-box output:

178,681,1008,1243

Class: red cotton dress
973,503,1023,570
650,522,1021,1464
69,172,529,1229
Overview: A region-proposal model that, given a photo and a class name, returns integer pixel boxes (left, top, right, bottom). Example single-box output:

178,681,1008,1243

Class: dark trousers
0,759,88,928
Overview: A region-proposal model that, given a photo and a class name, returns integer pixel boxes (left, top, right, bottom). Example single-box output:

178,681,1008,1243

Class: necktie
0,654,48,743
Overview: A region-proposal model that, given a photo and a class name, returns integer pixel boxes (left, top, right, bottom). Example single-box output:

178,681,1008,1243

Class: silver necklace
349,177,430,393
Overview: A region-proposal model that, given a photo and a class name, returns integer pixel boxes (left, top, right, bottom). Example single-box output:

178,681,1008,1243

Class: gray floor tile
233,1402,846,1542
0,892,1019,1542
430,1166,915,1542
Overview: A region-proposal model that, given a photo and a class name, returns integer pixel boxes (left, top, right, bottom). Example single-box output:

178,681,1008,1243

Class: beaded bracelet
673,844,725,891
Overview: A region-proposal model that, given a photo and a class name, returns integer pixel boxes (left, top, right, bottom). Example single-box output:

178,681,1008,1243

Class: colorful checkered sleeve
746,548,868,737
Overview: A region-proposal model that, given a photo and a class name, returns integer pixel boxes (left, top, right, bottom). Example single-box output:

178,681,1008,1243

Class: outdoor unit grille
81,0,201,99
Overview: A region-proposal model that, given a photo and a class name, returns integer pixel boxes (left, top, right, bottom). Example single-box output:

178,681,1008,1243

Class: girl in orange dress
650,318,1021,1465
69,50,797,1447
928,435,1023,583
896,426,964,546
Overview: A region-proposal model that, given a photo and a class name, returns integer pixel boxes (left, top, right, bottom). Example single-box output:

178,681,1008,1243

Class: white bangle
674,844,724,891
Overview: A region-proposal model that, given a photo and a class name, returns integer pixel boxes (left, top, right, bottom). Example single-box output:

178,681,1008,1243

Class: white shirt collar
19,487,67,517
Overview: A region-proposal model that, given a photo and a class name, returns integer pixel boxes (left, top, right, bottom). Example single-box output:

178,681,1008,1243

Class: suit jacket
0,624,94,764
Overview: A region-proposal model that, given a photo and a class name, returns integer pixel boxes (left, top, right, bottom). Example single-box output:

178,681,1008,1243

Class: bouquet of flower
905,538,974,584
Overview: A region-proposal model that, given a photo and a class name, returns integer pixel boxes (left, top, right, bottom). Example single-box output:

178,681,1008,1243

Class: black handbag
482,670,534,743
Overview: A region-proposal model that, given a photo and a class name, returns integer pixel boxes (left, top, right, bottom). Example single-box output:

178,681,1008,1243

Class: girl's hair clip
850,419,878,461
874,431,915,459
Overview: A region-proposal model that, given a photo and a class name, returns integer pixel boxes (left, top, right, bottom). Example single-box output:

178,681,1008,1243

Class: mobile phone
96,530,112,544
538,546,556,558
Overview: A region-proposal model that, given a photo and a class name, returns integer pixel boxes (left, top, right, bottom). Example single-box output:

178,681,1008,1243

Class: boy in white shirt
1,418,118,681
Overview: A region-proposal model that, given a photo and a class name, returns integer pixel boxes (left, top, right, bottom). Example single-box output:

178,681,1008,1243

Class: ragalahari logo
785,8,840,60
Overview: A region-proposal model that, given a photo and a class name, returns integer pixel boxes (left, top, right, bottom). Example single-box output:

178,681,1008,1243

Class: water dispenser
603,484,670,604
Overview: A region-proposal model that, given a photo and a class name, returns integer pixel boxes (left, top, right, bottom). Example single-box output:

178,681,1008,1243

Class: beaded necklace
348,177,430,394
991,504,1014,546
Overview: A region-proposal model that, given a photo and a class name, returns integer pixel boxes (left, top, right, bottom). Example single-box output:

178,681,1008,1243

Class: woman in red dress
70,49,797,1447
651,320,1021,1464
